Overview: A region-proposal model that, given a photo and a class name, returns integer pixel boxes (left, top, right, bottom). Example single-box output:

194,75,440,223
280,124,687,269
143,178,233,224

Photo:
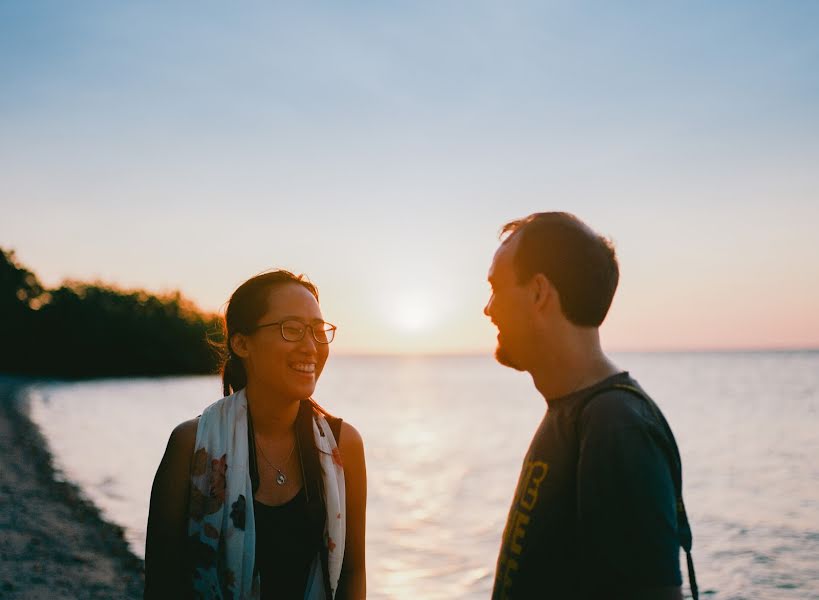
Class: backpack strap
577,383,699,600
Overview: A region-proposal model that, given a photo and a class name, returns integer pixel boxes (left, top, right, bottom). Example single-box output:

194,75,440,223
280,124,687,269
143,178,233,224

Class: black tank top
249,407,343,599
254,487,322,599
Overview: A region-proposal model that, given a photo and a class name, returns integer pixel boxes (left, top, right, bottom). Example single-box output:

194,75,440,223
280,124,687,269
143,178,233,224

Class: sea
20,352,819,599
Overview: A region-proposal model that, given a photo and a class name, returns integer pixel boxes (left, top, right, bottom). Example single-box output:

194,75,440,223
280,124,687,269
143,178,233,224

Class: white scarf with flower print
188,389,346,599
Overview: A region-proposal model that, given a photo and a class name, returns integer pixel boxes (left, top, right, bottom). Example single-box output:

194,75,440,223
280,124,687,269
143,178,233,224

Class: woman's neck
245,382,300,438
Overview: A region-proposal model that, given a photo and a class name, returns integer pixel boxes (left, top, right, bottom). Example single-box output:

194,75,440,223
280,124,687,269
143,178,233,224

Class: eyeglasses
252,319,337,344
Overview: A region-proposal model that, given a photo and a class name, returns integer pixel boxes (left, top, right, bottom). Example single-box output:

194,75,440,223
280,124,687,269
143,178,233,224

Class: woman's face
240,283,330,402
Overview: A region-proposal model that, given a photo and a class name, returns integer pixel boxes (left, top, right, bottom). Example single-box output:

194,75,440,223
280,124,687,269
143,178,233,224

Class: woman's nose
299,328,319,351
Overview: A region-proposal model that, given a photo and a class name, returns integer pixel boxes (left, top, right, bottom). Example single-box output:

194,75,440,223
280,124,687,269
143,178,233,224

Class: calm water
22,352,819,599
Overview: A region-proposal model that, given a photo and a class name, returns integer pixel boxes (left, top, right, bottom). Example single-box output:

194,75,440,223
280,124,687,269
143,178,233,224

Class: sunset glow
1,3,817,355
390,292,436,333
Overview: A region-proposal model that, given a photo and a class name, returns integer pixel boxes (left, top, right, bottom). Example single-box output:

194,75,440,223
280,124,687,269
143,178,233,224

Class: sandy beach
0,378,144,599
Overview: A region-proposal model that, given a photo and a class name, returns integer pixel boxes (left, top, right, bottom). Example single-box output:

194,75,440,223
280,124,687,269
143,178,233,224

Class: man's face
484,235,533,371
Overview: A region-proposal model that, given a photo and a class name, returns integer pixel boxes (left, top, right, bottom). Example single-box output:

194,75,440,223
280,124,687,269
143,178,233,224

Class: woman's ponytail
222,351,248,396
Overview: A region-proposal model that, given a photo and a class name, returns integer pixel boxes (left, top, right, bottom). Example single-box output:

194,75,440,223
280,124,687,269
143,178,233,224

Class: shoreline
0,378,144,599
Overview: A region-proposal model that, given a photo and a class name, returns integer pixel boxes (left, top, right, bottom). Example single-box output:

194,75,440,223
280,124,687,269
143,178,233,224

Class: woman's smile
289,362,316,374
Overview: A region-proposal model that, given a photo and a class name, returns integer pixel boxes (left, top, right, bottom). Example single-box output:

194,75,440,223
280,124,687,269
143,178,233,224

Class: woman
145,270,367,599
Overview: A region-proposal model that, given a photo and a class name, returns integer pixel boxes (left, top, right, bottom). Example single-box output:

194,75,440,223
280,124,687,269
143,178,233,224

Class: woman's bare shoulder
339,421,363,449
338,421,365,473
167,416,200,457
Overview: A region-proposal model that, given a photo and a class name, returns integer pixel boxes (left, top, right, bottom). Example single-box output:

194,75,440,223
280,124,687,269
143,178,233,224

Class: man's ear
230,333,250,359
530,273,553,311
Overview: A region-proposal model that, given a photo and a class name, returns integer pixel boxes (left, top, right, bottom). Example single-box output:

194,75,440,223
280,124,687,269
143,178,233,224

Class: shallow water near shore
22,352,819,599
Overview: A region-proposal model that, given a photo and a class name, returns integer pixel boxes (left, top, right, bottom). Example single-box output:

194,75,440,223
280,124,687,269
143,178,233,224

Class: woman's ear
230,333,250,358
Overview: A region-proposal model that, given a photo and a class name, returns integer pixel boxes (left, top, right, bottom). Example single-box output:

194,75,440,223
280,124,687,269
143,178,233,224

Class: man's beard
495,343,524,372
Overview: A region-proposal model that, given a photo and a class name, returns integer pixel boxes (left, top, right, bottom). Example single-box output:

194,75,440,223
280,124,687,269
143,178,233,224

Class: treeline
0,248,224,378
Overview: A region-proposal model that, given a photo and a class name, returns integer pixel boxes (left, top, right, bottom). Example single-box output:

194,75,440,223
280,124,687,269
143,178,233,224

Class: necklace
255,437,296,486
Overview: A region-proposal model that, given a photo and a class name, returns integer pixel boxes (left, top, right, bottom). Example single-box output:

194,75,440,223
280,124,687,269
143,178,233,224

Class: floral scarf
188,389,346,599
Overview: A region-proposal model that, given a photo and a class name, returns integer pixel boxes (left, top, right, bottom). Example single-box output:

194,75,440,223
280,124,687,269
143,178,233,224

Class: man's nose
483,297,492,318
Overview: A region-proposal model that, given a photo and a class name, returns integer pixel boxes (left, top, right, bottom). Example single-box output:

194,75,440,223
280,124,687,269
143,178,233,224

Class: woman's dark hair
218,269,319,397
500,212,619,327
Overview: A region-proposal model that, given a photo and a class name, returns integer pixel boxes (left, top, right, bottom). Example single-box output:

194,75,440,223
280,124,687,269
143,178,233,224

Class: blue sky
2,2,818,352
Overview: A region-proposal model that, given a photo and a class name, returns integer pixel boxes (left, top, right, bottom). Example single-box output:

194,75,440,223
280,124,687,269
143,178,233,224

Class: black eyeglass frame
252,319,337,344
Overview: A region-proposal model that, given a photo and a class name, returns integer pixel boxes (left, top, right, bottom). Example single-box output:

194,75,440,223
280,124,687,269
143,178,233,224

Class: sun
390,291,435,333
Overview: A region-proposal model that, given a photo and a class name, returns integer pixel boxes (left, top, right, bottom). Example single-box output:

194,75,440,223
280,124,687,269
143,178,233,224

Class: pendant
276,470,287,486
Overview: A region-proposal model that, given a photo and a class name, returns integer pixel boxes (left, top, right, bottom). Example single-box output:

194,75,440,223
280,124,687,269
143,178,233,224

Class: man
484,212,696,600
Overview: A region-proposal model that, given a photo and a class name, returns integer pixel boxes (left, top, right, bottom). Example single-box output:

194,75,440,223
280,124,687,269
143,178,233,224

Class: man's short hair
501,212,619,327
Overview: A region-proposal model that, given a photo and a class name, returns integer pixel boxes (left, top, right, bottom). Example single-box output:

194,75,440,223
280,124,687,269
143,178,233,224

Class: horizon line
331,346,819,358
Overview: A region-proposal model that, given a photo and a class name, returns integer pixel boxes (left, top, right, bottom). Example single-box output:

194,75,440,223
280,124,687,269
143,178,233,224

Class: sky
1,1,818,354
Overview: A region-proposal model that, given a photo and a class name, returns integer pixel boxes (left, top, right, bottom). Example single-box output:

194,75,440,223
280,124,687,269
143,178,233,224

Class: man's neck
245,382,300,438
529,330,620,402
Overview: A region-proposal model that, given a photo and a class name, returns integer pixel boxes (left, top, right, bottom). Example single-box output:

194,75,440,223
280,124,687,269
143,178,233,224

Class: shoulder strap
577,383,699,600
327,415,343,445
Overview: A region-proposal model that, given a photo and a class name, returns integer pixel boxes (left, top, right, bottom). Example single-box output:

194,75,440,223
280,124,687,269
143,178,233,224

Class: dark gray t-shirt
492,372,683,599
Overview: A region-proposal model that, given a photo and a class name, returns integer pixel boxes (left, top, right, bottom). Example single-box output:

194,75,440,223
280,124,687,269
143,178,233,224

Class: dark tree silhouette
0,248,223,377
